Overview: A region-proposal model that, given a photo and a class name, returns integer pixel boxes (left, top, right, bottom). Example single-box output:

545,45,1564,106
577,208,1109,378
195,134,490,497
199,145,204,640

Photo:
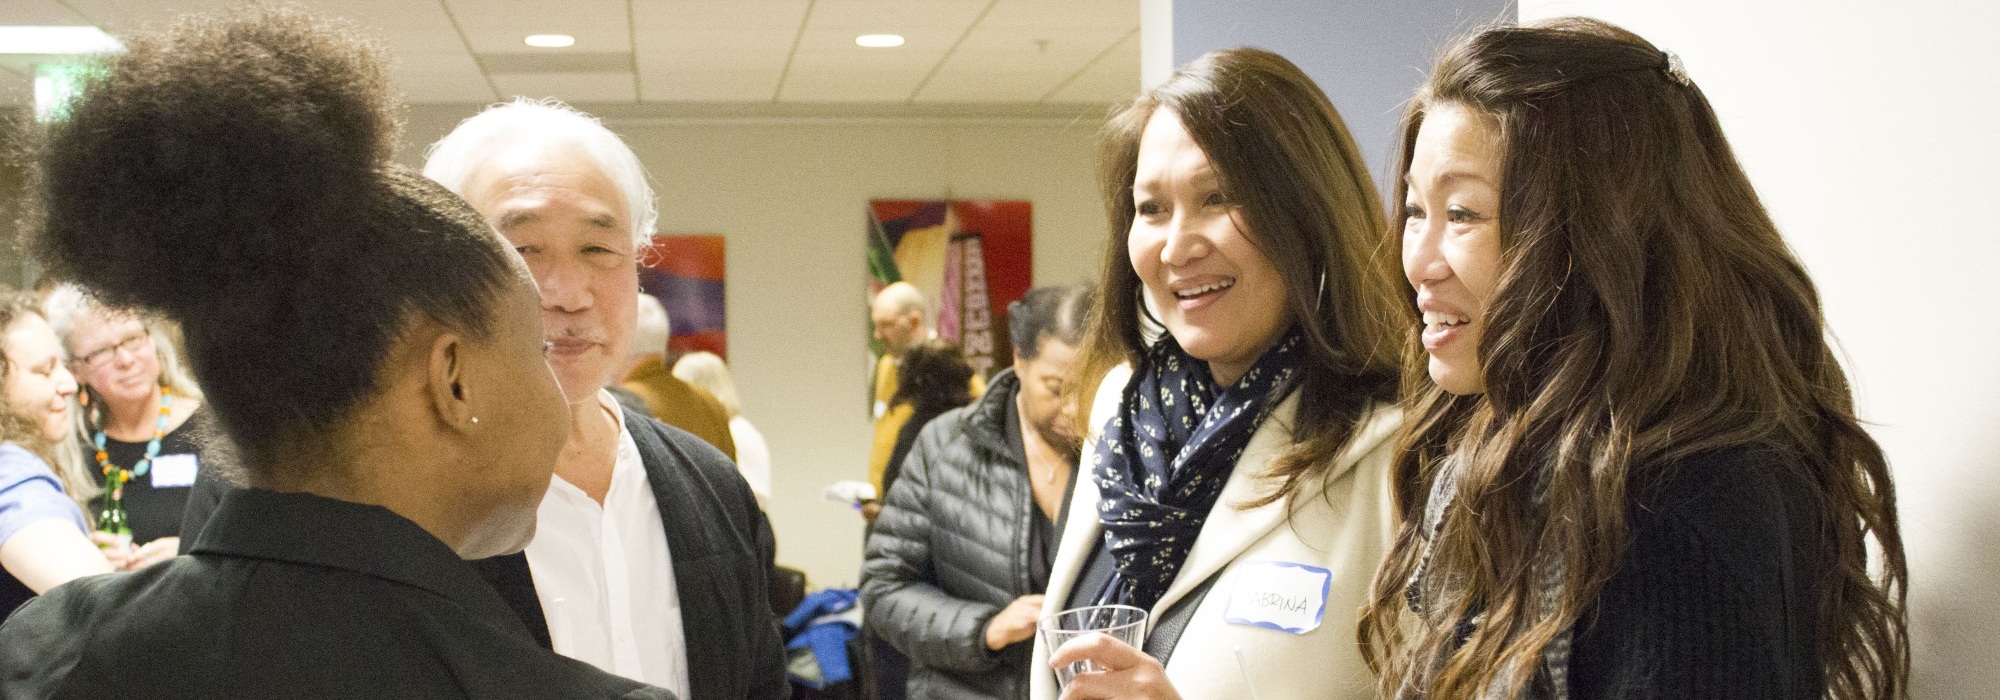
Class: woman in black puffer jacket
861,286,1090,700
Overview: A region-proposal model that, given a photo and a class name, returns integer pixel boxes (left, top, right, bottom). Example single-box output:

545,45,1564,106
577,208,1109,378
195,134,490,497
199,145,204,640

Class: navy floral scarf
1090,328,1303,612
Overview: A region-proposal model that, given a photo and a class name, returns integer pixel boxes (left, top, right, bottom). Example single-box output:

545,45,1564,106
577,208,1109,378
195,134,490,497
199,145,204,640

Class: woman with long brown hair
0,290,112,619
1032,47,1406,700
1362,18,1909,700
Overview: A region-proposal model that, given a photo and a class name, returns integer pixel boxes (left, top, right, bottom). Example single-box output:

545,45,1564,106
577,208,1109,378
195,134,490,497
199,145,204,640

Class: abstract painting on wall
867,199,1033,383
640,234,727,361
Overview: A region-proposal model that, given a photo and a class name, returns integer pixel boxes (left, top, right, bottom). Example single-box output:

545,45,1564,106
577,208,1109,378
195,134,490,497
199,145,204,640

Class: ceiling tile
305,0,454,30
911,70,1054,103
0,0,94,25
62,0,241,32
778,68,925,102
491,69,637,102
638,47,791,73
393,68,499,103
448,0,630,53
807,0,991,32
640,28,798,53
462,27,631,55
976,0,1135,30
16,0,1140,108
641,0,811,32
641,69,783,102
1043,37,1139,104
784,43,948,72
480,51,632,73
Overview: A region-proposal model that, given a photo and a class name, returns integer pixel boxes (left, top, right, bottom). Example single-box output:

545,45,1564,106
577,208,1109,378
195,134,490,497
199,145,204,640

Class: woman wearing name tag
1031,47,1407,700
44,288,218,566
1,291,116,620
1360,19,1909,699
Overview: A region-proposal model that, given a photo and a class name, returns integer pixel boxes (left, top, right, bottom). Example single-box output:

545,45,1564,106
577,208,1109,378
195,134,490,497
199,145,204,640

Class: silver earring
470,416,480,425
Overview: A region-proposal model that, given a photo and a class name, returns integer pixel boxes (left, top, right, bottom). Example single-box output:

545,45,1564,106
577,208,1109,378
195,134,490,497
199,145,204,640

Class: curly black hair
20,7,517,469
890,339,974,417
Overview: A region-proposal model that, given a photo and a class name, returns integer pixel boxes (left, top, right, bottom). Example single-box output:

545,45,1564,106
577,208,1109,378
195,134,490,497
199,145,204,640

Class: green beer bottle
95,470,134,549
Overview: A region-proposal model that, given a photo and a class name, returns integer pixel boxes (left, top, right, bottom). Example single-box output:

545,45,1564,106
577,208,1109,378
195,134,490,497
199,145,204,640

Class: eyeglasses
74,331,152,370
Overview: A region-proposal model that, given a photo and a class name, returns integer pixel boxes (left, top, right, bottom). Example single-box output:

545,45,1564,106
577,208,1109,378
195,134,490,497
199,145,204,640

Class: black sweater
1566,446,1828,699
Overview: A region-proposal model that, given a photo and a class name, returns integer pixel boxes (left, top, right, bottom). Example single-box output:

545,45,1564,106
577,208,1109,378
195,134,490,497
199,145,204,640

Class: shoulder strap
1143,569,1224,664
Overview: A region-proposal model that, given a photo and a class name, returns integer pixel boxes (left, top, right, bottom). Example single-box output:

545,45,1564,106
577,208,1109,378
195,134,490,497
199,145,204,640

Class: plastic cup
1039,604,1148,688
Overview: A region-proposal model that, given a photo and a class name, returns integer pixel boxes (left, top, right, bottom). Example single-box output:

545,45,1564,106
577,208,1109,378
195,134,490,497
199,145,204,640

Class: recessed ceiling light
523,34,576,48
0,26,122,55
855,34,905,48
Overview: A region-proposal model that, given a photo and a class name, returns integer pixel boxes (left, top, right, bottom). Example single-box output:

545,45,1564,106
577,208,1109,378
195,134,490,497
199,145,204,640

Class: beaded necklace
94,386,173,487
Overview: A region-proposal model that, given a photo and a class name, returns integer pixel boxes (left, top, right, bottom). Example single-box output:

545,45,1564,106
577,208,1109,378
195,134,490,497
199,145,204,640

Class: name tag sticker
1223,560,1331,635
150,453,199,488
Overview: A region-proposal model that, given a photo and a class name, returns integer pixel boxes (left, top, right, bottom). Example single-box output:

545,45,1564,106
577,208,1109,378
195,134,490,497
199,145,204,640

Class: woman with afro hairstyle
0,8,669,699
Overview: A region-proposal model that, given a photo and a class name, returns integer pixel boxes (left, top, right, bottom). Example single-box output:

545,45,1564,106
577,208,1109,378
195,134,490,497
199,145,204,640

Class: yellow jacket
867,353,986,496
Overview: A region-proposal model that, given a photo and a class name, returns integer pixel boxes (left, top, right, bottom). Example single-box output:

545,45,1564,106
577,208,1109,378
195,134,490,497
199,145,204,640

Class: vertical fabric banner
867,200,1032,391
639,234,727,361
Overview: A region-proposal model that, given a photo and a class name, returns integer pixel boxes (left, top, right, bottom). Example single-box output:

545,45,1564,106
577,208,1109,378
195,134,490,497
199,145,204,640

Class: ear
426,331,478,433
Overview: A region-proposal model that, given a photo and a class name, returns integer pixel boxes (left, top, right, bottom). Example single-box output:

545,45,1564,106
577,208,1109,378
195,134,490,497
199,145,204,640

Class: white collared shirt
524,391,690,696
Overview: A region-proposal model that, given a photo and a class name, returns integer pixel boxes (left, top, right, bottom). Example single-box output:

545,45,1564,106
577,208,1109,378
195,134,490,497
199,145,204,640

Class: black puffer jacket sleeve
860,418,1004,674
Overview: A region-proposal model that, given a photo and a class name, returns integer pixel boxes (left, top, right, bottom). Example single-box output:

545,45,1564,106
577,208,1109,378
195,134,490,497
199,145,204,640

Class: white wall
396,106,1111,588
1516,1,2000,694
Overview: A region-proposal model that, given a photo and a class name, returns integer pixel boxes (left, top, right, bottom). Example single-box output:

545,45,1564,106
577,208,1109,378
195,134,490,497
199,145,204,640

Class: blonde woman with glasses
45,287,218,566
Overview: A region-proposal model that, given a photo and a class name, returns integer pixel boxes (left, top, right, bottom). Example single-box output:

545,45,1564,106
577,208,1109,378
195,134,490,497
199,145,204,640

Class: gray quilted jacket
861,369,1043,700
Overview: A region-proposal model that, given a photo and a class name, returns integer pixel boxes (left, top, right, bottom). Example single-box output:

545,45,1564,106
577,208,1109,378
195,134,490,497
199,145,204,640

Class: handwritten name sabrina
1241,590,1310,614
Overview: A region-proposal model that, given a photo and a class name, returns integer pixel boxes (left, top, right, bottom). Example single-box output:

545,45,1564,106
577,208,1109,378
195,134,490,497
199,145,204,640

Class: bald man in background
864,283,982,517
868,282,928,420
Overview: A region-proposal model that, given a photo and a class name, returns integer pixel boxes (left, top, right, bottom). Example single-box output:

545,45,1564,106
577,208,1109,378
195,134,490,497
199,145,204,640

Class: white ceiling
0,0,1140,109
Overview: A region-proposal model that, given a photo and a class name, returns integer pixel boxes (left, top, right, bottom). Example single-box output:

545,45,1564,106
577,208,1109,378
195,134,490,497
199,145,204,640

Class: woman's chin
1427,358,1484,396
1168,326,1237,363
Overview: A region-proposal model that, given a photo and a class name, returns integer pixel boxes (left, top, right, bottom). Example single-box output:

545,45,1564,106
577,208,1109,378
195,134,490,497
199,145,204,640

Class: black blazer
472,409,790,700
1,489,669,699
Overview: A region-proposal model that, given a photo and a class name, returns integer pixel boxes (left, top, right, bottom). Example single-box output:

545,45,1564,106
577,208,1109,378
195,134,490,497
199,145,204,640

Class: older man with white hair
425,98,786,700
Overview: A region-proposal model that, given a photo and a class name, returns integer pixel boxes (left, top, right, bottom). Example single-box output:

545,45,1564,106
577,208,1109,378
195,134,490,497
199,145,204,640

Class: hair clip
1663,50,1692,87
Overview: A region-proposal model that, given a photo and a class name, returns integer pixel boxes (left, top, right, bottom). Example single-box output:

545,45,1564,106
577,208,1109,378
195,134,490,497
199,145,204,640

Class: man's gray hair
422,97,659,248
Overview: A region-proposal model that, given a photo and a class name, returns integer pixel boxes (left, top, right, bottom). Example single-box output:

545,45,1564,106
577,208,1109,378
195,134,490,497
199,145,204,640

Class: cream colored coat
1030,365,1400,700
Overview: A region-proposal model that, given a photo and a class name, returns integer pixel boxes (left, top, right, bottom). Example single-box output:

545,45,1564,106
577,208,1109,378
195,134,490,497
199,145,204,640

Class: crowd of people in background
0,6,1911,700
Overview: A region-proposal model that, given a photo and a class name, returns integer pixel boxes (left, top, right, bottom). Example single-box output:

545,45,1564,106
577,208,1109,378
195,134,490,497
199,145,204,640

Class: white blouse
524,391,691,697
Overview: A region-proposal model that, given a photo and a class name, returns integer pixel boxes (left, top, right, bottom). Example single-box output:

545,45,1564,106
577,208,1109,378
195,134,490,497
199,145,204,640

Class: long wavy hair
1071,47,1405,506
42,286,204,495
1356,18,1908,699
0,291,90,504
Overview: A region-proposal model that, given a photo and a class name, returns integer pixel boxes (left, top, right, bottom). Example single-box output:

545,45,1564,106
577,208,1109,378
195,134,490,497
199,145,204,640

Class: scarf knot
1090,329,1303,612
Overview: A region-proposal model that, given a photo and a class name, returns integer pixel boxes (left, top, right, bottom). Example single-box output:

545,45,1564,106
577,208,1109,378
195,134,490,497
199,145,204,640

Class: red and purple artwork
867,200,1032,379
640,235,727,361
